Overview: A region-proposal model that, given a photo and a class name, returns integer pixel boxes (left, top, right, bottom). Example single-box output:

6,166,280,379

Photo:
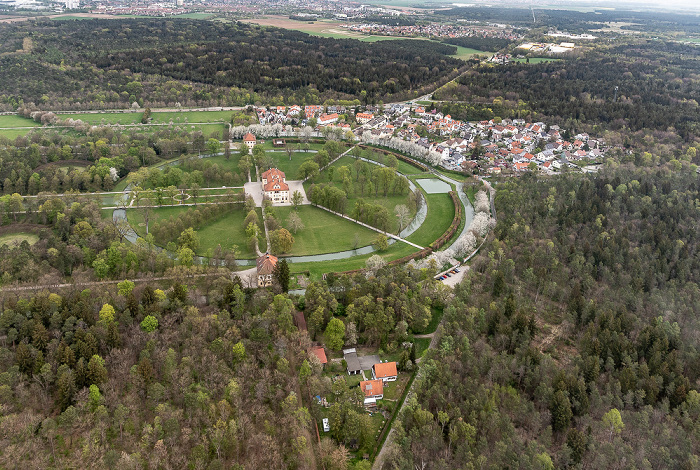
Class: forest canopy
0,19,463,110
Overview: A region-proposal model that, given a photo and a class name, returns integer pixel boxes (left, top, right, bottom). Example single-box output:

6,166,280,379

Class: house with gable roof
256,253,278,287
372,361,398,382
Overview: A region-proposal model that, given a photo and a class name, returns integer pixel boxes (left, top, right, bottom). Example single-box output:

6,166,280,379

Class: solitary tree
291,190,303,209
602,408,624,441
178,227,200,252
395,204,410,232
286,211,305,234
270,228,294,254
325,317,345,351
206,138,221,156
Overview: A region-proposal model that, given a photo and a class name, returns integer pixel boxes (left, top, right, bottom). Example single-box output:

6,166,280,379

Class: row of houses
249,103,608,173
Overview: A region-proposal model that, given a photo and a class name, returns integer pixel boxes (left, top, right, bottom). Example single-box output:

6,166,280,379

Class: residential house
360,379,384,404
304,105,324,119
372,362,398,382
310,346,328,368
318,113,339,126
356,112,374,124
256,253,278,287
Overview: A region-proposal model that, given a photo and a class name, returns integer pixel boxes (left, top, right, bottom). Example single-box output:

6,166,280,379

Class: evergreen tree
273,258,290,293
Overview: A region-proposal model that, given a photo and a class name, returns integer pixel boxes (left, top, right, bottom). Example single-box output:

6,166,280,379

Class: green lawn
54,110,232,127
126,205,265,259
413,337,431,359
273,205,377,256
0,128,36,139
0,232,39,247
447,45,490,60
412,306,444,335
354,149,425,175
406,193,455,247
195,207,265,259
0,115,40,128
289,241,419,280
266,149,321,179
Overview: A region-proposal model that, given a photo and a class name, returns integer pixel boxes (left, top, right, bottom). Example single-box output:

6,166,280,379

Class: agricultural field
53,110,236,125
272,205,377,256
0,115,39,128
240,16,487,60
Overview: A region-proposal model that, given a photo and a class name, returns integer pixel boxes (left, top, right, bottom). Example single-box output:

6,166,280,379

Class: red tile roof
373,362,397,379
243,132,256,142
310,346,327,364
262,168,289,192
256,253,278,276
360,379,384,398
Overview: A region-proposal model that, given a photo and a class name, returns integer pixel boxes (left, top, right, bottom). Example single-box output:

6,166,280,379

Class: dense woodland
433,40,700,142
0,245,448,468
0,19,463,110
0,124,241,197
385,166,700,469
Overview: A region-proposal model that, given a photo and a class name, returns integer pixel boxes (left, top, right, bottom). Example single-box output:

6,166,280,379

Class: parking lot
436,266,468,287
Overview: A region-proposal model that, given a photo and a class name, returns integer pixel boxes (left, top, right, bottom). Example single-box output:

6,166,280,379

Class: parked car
322,418,330,432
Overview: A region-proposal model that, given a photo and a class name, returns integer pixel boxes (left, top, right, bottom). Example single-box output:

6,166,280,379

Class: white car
322,418,330,432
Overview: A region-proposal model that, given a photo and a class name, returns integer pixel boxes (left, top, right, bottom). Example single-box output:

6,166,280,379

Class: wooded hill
0,19,463,111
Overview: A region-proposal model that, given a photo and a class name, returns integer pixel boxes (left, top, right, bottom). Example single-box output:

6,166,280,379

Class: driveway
358,354,381,371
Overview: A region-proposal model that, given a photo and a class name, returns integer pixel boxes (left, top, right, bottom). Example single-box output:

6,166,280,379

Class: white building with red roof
243,132,257,152
261,168,289,204
372,361,398,382
317,113,339,126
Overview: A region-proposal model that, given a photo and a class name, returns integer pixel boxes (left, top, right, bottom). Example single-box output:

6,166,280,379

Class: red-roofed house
310,346,328,366
261,168,289,203
256,253,278,287
243,133,256,152
372,362,398,382
317,113,339,126
360,379,384,400
355,112,374,124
